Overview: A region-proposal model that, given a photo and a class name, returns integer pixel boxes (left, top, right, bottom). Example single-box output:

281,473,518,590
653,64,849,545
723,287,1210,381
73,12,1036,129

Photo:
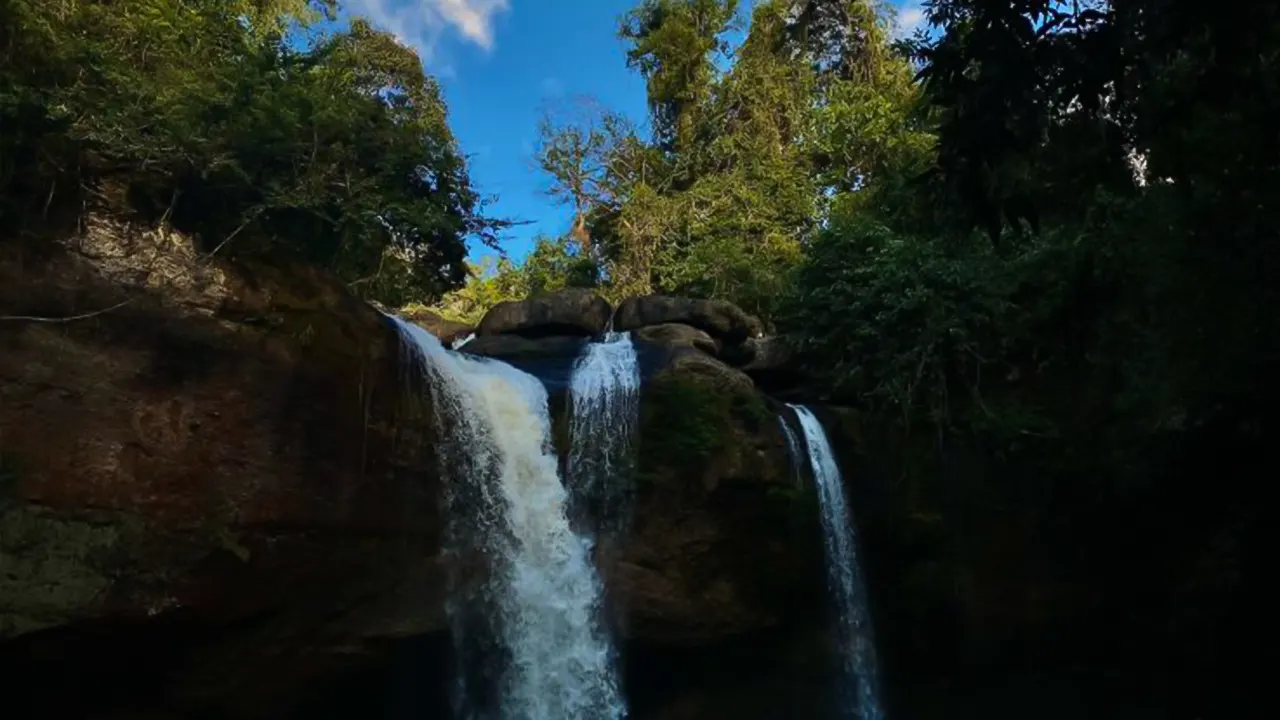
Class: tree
620,0,740,153
0,0,507,306
535,98,637,253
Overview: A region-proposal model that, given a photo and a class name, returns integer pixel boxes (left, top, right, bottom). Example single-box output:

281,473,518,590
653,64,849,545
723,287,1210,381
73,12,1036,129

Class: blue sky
345,1,927,261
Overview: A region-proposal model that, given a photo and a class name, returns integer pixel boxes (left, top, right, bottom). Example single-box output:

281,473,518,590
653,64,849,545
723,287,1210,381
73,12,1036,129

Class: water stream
390,316,625,720
786,404,885,720
567,331,642,537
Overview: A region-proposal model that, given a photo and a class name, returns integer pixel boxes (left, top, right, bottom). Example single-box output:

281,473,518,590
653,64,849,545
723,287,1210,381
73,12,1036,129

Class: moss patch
0,504,140,637
638,373,737,475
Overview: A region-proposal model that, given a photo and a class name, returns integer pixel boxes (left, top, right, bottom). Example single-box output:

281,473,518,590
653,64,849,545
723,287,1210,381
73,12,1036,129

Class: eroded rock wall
0,218,446,716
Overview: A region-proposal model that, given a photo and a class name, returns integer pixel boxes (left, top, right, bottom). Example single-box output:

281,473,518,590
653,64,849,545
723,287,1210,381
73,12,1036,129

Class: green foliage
428,235,599,324
523,235,601,293
518,0,920,318
620,0,740,151
428,255,528,325
0,0,506,306
788,0,1280,477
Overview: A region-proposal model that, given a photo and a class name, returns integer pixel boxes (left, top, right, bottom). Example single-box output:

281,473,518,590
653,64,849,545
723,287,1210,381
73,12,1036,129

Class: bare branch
1,299,135,323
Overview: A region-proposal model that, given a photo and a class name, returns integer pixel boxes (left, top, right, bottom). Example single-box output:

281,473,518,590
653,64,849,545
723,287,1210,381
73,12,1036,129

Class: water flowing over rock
389,317,625,720
788,405,884,720
477,289,613,338
568,332,642,538
0,219,832,718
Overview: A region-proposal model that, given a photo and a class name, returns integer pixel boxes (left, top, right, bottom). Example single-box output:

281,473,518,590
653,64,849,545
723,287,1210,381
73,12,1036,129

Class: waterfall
567,332,641,536
778,411,806,485
787,404,885,720
390,316,625,720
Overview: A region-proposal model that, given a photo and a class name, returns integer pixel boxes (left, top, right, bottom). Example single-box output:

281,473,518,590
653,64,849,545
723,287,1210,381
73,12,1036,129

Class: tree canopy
458,0,923,317
0,0,508,306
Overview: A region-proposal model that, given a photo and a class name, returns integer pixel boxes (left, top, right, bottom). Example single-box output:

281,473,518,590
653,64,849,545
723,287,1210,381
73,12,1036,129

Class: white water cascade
451,332,476,350
787,405,885,720
390,316,626,720
567,332,642,536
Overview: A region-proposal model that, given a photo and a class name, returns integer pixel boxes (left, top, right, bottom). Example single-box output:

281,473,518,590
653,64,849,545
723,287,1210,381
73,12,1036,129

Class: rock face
604,355,821,644
476,288,612,337
8,232,1150,718
0,218,822,718
615,295,763,346
634,322,722,357
461,334,587,361
0,216,446,717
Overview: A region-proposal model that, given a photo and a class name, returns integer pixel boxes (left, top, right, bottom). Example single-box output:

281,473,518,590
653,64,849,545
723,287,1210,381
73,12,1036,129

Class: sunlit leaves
0,0,506,305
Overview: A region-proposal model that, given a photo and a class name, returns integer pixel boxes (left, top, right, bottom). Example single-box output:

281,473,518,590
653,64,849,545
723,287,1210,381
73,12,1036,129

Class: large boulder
634,323,722,356
462,334,587,361
476,288,612,338
596,347,822,645
614,295,764,345
739,336,794,372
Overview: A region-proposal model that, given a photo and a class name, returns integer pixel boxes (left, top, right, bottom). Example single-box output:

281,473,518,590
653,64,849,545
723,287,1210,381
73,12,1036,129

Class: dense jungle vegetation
439,0,1279,509
7,0,1277,443
0,0,511,306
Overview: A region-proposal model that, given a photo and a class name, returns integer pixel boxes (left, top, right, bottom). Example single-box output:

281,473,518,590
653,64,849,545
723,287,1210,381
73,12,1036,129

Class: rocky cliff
0,220,825,718
0,217,449,717
1,220,1157,720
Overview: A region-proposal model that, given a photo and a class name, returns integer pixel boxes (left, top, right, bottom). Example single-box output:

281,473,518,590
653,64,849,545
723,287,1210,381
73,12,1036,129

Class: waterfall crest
391,316,625,720
787,404,885,720
567,331,641,536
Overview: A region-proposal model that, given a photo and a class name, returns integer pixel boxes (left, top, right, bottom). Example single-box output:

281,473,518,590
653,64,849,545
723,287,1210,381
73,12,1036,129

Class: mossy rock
638,373,736,476
635,361,780,486
0,504,145,637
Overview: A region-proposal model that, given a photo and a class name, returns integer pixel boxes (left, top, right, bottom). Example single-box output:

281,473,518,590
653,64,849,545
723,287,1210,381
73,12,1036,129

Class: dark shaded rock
461,334,587,361
614,295,764,345
625,626,838,720
662,348,756,396
634,323,722,356
593,348,823,646
399,306,471,344
737,335,808,396
0,219,828,717
740,336,794,372
0,215,445,717
476,288,611,338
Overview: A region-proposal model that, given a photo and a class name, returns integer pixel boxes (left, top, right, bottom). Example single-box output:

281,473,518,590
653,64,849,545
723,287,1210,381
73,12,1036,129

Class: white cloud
433,0,509,50
893,2,927,40
346,0,511,66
